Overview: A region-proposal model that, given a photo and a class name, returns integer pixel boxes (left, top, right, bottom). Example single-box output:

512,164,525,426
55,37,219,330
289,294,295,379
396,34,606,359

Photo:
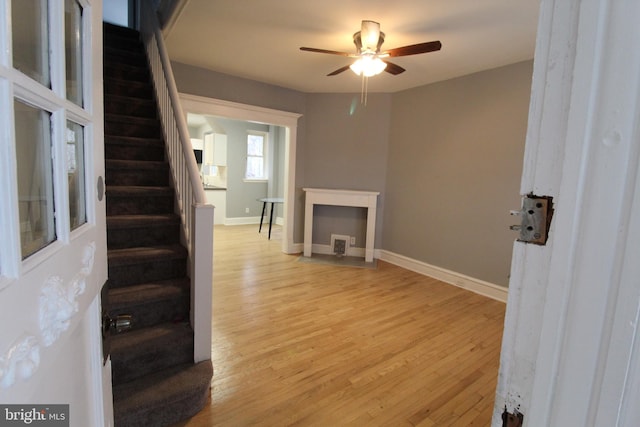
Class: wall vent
331,234,350,257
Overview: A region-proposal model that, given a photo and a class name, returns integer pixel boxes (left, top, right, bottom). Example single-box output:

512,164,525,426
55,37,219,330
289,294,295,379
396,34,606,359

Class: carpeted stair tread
107,214,180,249
107,244,187,287
106,186,175,216
108,279,190,329
105,113,159,127
104,36,144,52
107,185,173,196
105,78,154,99
104,135,165,162
106,159,168,169
106,160,169,186
111,322,194,385
108,245,187,266
105,113,160,132
104,46,147,67
105,134,164,147
104,94,157,118
112,360,212,427
104,22,140,39
104,62,149,82
107,214,180,228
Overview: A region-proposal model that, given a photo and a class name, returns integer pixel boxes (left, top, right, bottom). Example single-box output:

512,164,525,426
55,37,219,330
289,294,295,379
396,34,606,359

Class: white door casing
494,0,640,426
179,93,302,254
0,1,110,426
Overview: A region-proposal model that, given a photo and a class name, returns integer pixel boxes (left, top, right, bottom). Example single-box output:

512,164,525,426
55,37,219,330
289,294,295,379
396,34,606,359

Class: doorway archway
179,94,301,254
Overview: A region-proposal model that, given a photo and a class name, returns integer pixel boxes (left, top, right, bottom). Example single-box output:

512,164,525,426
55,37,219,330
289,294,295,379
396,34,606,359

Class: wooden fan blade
385,41,442,57
383,61,405,75
327,65,351,76
300,47,356,57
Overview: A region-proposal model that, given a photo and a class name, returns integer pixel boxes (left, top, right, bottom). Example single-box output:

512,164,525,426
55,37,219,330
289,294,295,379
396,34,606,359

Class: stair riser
109,294,189,331
105,120,161,139
105,34,144,51
104,64,149,82
111,335,193,385
105,79,153,98
104,23,141,40
105,97,157,118
108,258,187,288
104,50,147,67
106,194,174,216
106,168,170,187
107,223,180,249
105,141,165,161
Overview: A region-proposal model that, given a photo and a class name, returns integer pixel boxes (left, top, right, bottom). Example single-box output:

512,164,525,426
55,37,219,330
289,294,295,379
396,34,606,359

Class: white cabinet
213,134,227,166
203,133,227,166
205,190,226,225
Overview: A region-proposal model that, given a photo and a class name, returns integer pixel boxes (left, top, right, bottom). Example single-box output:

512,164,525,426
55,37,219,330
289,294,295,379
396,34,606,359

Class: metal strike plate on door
510,195,553,245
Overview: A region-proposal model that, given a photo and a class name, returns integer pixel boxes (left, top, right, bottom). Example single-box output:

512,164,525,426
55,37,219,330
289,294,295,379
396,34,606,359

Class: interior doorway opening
179,94,301,255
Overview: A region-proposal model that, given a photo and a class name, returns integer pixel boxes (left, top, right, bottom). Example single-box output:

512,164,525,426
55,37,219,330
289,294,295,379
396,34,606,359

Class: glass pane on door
12,0,50,87
66,121,86,230
14,99,56,259
65,0,83,106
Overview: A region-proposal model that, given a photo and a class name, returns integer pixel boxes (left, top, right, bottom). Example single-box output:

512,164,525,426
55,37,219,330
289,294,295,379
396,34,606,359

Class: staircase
103,23,212,427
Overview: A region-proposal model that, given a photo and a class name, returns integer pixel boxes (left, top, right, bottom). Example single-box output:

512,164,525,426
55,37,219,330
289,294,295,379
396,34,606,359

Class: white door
0,1,110,426
494,0,640,426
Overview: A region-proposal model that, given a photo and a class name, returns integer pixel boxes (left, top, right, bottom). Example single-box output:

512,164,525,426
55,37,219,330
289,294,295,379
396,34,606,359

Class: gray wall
171,60,532,287
212,118,270,219
303,93,391,247
384,61,533,286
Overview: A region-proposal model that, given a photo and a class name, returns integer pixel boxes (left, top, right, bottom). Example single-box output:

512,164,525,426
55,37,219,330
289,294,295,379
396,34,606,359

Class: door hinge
510,194,554,245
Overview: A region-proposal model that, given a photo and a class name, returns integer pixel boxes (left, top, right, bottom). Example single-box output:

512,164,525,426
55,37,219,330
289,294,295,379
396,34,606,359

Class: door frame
179,93,302,254
494,0,640,425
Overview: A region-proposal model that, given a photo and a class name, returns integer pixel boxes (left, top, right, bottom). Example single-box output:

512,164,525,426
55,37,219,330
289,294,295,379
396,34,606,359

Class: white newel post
192,204,214,363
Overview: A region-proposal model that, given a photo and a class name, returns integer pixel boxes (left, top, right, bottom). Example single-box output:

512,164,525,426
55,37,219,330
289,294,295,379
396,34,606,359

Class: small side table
258,197,284,239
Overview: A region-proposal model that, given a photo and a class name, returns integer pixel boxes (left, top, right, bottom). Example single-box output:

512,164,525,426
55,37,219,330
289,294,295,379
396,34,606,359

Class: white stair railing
138,2,213,363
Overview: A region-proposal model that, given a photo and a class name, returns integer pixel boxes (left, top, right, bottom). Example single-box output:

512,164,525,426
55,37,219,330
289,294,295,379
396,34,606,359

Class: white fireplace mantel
303,188,380,262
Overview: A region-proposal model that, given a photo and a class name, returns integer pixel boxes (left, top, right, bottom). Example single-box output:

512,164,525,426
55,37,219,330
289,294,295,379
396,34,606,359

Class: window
245,132,268,180
14,100,55,259
65,0,84,106
2,0,90,268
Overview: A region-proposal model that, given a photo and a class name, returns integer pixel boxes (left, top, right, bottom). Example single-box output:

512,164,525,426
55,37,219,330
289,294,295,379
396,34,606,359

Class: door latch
510,195,553,245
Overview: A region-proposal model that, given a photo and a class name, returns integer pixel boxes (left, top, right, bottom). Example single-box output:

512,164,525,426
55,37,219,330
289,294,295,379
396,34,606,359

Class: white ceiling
165,0,540,94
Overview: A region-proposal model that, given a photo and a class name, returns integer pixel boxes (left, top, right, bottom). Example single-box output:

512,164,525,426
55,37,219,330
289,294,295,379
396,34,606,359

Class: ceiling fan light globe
350,56,387,77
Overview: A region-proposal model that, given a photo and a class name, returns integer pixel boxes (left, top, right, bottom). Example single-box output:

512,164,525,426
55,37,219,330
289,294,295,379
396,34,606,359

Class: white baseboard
377,250,508,302
224,216,261,226
291,243,507,302
224,216,284,226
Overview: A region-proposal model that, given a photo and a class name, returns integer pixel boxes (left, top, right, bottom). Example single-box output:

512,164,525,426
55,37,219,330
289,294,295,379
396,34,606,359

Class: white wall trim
224,216,262,226
378,250,508,303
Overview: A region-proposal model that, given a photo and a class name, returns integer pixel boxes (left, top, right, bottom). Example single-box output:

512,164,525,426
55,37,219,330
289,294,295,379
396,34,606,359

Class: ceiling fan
300,20,442,77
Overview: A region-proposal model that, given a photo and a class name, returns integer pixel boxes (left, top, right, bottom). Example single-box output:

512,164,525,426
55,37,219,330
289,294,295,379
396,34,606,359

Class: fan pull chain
361,74,369,106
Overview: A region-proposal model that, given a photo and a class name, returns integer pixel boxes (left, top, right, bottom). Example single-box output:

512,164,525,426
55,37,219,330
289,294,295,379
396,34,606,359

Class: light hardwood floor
172,224,506,426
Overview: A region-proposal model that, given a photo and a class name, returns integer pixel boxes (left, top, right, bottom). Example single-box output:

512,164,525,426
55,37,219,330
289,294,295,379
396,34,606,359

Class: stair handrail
138,0,213,363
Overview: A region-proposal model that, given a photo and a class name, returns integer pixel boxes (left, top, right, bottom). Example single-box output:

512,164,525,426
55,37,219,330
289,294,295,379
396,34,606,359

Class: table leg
268,202,275,239
259,201,267,233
